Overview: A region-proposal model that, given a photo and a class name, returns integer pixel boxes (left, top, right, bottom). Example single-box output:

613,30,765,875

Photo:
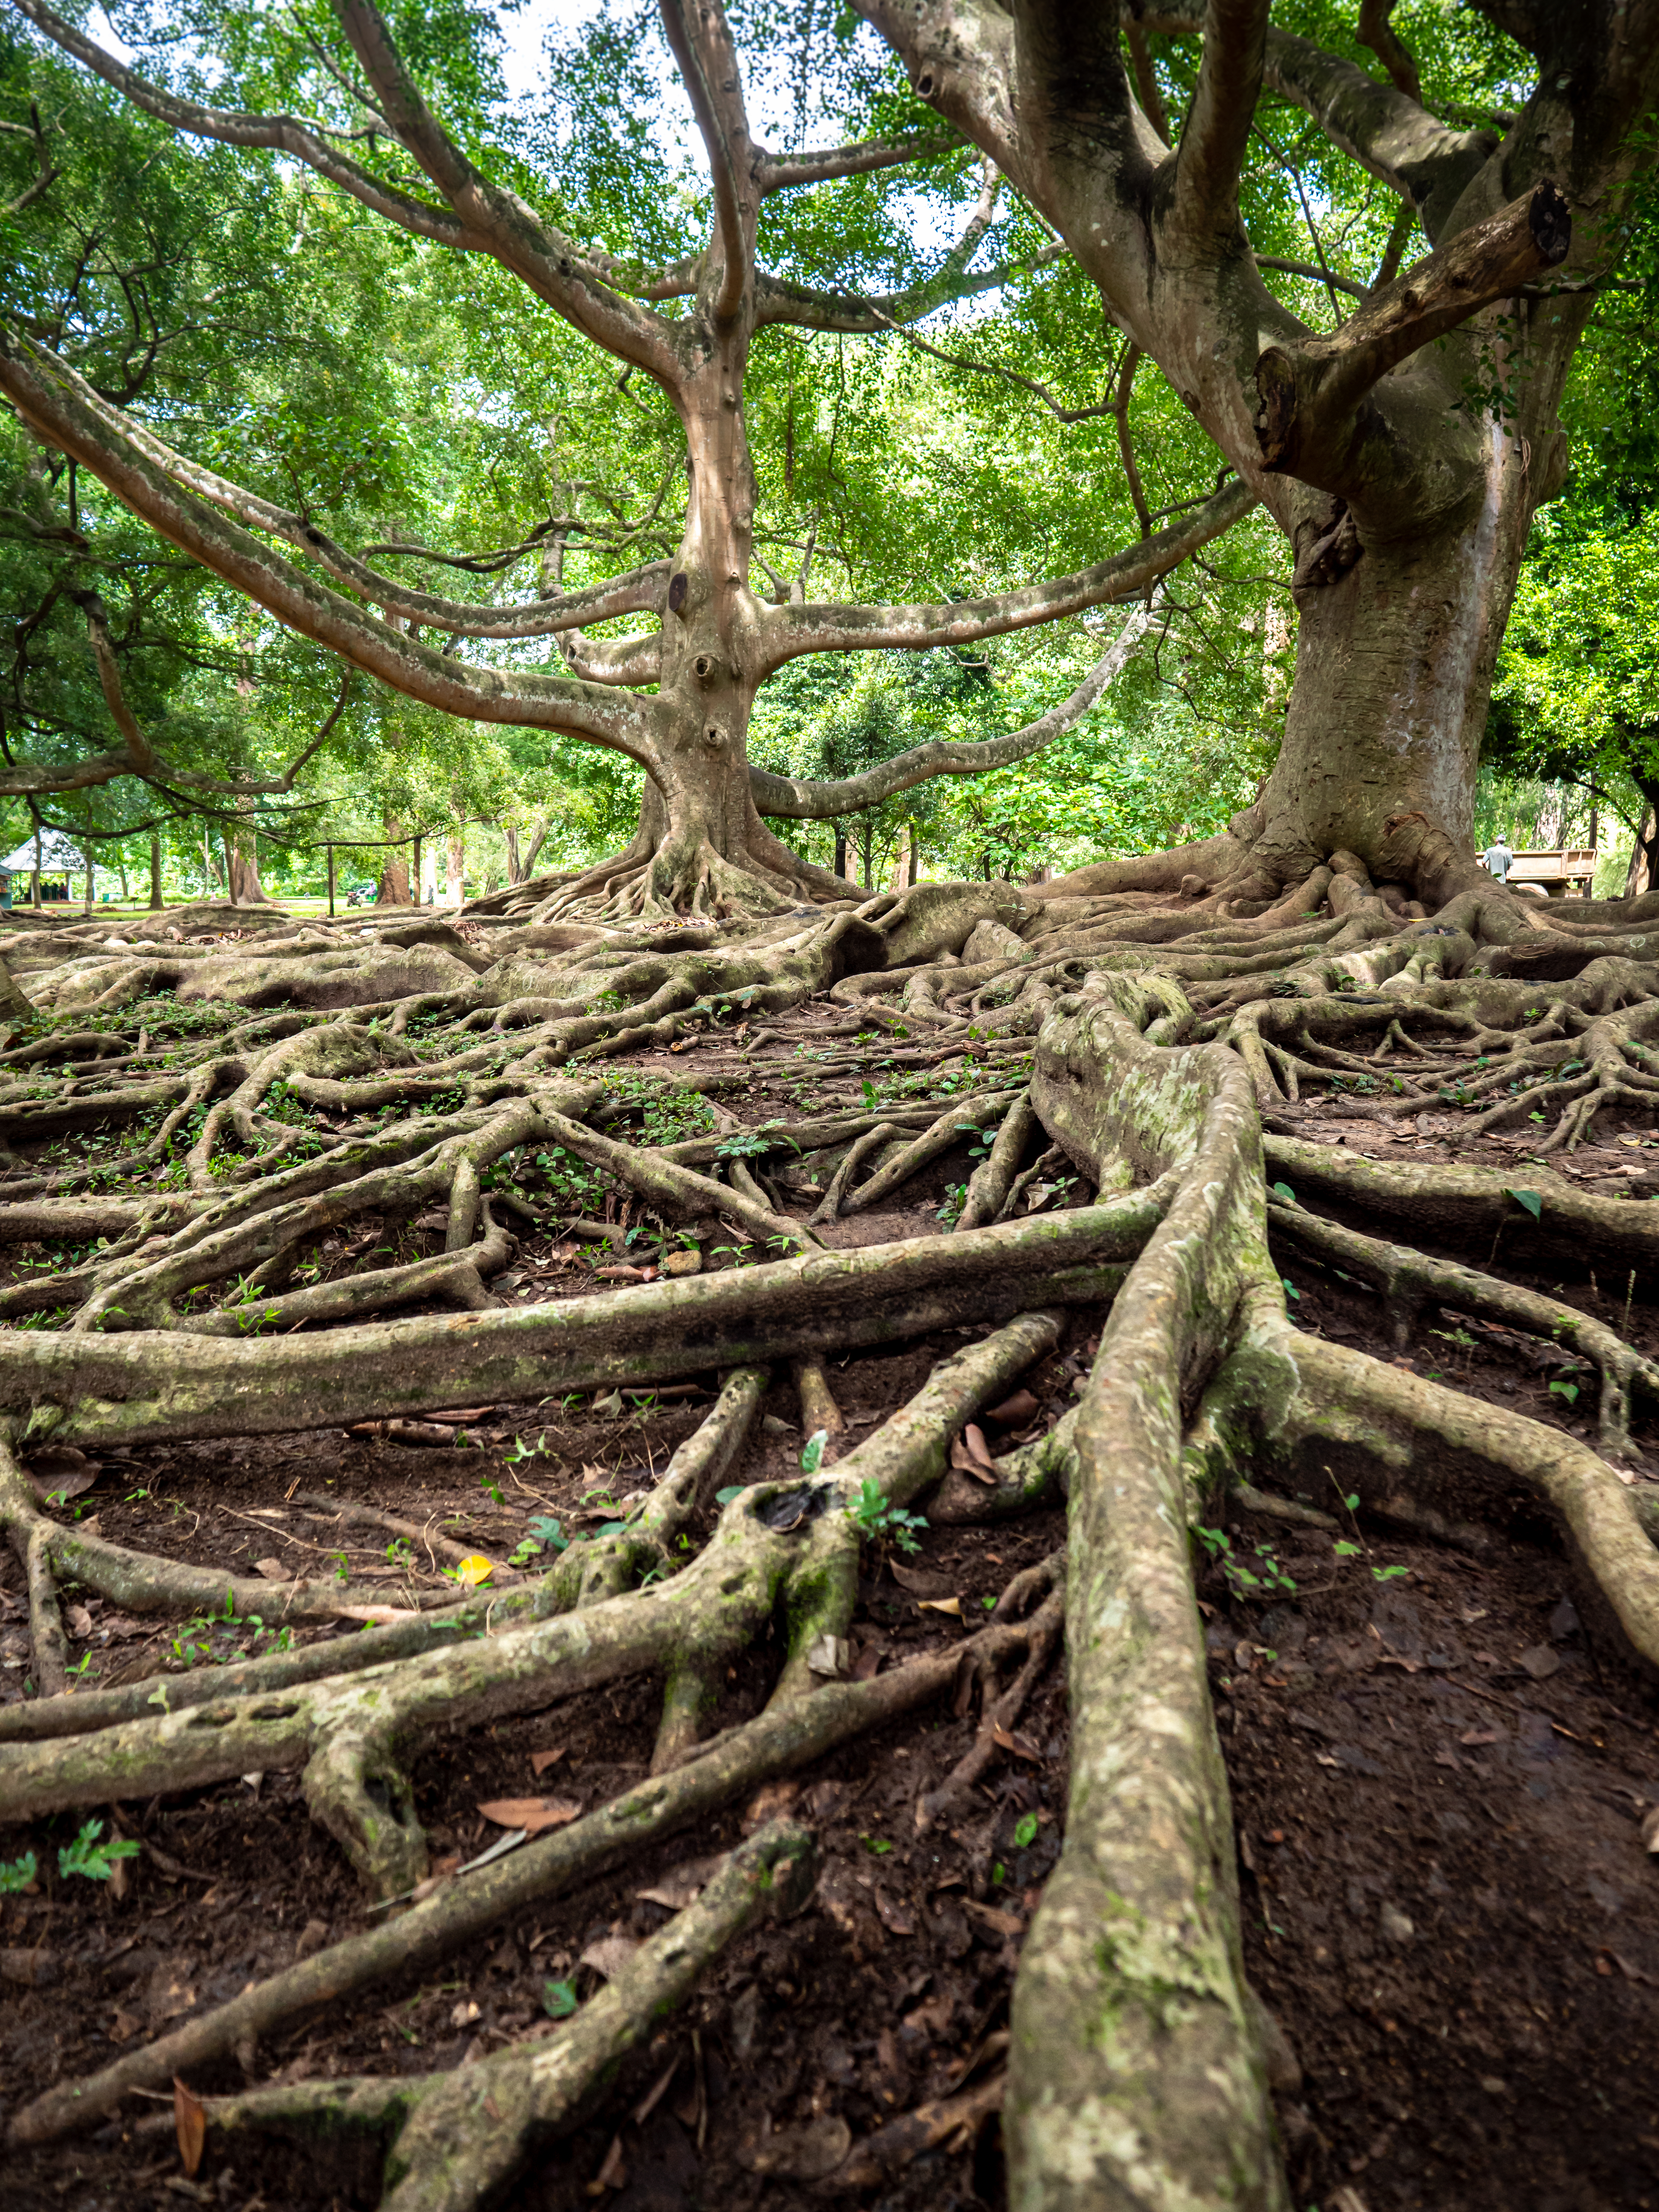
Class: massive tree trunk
851,0,1649,908
1240,413,1571,885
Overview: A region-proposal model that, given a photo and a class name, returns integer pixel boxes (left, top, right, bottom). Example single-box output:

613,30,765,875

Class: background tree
0,0,1252,922
856,0,1659,901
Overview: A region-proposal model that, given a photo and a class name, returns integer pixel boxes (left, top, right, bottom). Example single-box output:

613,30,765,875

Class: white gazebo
0,830,100,907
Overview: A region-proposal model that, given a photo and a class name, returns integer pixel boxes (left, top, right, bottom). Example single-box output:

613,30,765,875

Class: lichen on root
4,834,1659,2209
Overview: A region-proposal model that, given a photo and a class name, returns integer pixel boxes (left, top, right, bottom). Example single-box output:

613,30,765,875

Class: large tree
854,0,1659,898
9,17,1659,2212
0,0,1253,920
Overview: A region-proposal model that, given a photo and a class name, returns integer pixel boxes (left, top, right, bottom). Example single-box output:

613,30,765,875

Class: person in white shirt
1482,834,1513,881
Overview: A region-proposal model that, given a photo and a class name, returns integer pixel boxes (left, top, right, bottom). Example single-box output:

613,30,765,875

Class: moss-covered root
956,1091,1039,1231
766,1307,1064,1706
198,1823,816,2212
1267,1330,1659,1671
21,1522,67,1698
1008,986,1290,2212
7,1605,1051,2151
0,1435,430,1625
1269,1196,1659,1459
930,1406,1078,1524
0,1318,1063,1895
917,1576,1062,1829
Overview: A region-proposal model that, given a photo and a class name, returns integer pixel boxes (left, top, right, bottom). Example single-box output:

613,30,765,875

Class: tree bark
224,815,270,905
376,816,411,906
148,833,163,910
1234,439,1549,883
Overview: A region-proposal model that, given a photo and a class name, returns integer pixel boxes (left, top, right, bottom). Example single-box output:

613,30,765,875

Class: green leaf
1506,1187,1543,1219
1013,1811,1039,1848
542,1978,579,2019
1270,1182,1297,1204
715,1485,745,1505
799,1427,828,1474
0,1851,37,1895
1333,1540,1362,1557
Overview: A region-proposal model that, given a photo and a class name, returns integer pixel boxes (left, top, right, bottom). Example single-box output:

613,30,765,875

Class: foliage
55,1817,140,1881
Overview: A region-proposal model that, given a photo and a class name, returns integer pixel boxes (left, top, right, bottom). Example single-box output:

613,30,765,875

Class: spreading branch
4,333,669,639
1254,180,1571,480
750,598,1160,818
0,326,665,765
1173,0,1270,241
7,0,474,247
658,0,755,320
1357,0,1423,103
757,131,950,192
757,477,1252,667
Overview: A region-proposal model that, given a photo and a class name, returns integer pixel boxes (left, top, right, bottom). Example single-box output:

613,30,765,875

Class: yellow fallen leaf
917,1596,963,1618
455,1554,495,1586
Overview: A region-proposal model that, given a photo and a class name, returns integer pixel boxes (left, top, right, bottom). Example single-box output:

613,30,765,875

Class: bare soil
3,1018,1659,2212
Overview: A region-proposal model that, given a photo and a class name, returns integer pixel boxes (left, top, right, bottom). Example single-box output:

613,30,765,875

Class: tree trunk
1237,477,1537,889
224,817,270,905
149,834,163,911
505,824,521,886
445,830,465,910
375,817,410,907
1629,804,1659,899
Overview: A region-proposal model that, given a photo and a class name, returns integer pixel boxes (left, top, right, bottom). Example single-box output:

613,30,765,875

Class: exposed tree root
7,854,1659,2208
8,1593,1057,2148
195,1821,815,2212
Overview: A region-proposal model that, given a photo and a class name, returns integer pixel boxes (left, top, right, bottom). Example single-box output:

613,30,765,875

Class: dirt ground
3,1012,1659,2211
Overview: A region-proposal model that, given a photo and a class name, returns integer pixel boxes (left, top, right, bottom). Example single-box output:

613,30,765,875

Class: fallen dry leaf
580,1933,640,1979
990,1722,1041,1761
744,1778,801,1830
1519,1644,1560,1679
917,1596,963,1618
1459,1728,1500,1746
587,2133,627,2193
806,1631,851,1676
173,2077,206,2176
1598,1946,1656,1985
735,2113,852,2180
529,1747,567,1777
476,1796,582,1835
948,1435,998,1484
961,1898,1025,1938
253,1557,291,1581
64,1603,93,1640
635,1854,722,1912
985,1388,1040,1426
454,1554,495,1587
889,1560,951,1599
873,1886,915,1937
1639,1805,1659,1855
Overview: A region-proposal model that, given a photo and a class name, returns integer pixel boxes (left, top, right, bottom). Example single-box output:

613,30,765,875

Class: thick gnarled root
1007,980,1290,2212
196,1822,815,2212
7,1599,1060,2150
0,1310,1065,1898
